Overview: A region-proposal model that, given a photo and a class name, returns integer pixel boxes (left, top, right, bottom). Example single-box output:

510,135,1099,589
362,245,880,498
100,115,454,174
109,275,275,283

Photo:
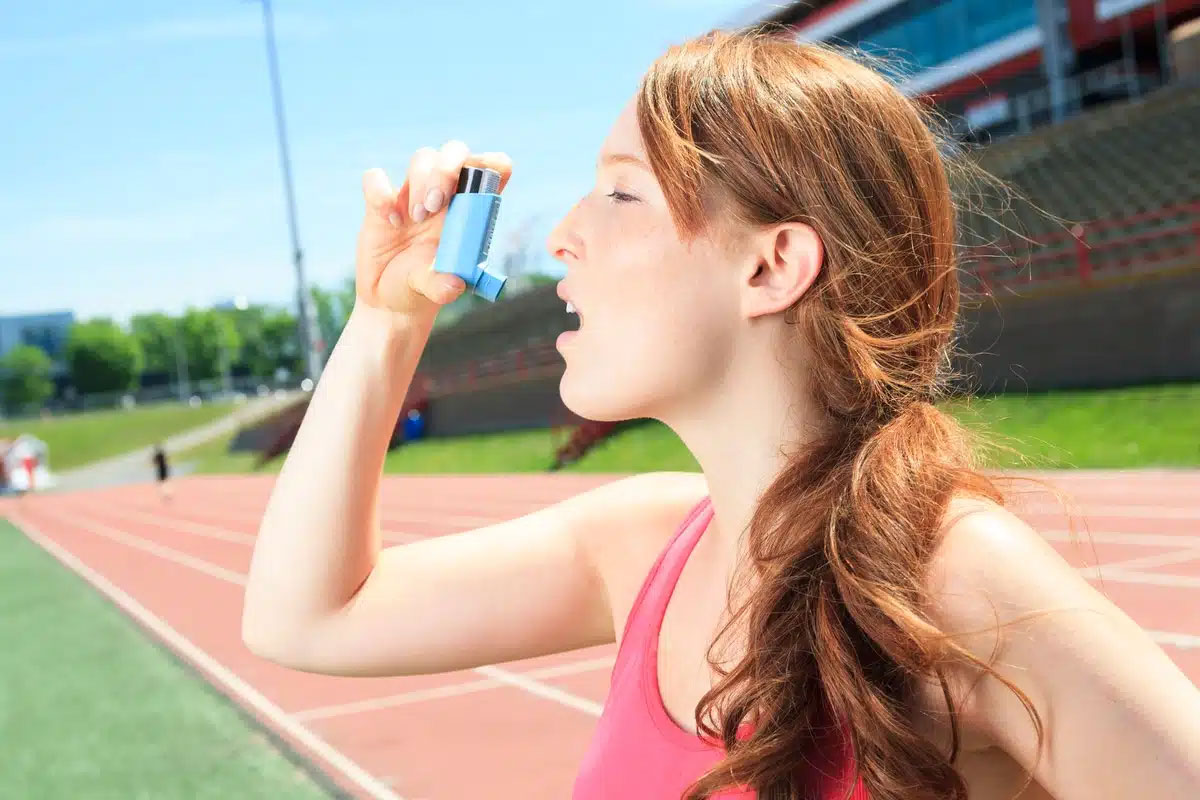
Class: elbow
240,597,304,666
240,608,285,663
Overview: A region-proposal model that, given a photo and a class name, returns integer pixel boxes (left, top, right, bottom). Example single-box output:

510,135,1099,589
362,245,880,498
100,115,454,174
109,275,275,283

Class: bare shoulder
926,495,1074,616
917,499,1200,797
922,493,1098,669
575,470,709,566
573,471,709,634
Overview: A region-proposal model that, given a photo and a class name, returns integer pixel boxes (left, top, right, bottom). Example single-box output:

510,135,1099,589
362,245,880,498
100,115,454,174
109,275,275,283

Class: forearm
243,303,434,649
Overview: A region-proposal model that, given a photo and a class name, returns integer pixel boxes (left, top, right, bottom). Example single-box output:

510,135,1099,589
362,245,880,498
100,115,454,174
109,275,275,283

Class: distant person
21,453,36,494
151,443,171,500
241,29,1200,800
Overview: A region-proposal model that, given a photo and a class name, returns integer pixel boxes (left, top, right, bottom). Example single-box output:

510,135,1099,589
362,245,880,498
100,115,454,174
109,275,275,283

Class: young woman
242,29,1200,800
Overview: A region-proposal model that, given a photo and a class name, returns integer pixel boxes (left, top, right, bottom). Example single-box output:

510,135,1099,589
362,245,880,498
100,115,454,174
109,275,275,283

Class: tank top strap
614,495,713,660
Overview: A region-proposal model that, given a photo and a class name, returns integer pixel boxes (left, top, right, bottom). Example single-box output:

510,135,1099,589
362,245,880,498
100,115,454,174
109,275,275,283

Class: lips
557,282,582,330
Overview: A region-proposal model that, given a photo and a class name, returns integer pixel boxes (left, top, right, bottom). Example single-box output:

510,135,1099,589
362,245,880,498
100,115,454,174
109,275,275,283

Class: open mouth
565,301,582,331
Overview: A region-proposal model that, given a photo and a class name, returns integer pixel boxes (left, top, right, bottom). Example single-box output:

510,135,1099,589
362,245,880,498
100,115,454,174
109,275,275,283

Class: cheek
560,272,734,421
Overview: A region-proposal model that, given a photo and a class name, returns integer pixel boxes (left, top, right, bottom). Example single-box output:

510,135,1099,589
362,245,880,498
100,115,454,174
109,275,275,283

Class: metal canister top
456,166,501,194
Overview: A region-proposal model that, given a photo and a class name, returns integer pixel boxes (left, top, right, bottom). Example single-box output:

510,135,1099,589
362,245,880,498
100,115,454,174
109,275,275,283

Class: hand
354,140,513,318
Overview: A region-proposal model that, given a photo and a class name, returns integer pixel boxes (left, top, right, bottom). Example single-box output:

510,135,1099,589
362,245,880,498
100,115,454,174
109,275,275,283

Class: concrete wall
425,373,579,438
955,266,1200,392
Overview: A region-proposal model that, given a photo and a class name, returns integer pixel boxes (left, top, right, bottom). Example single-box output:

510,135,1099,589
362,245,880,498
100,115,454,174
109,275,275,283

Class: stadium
2,2,1199,798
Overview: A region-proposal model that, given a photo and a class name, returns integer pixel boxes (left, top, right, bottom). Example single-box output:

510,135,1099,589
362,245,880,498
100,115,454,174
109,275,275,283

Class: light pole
172,323,190,403
249,0,323,384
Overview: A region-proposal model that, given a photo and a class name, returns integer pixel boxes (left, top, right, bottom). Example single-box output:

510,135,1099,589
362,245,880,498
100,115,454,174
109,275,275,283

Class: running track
3,470,1198,799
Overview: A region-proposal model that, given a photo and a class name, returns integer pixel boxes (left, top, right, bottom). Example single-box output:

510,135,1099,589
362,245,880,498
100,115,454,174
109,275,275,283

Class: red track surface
3,470,1198,799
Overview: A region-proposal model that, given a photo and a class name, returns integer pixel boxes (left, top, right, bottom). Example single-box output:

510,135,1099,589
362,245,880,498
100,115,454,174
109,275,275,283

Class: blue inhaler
431,165,507,302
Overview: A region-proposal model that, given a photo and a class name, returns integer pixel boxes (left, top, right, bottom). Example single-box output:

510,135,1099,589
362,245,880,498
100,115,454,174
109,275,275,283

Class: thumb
410,262,468,306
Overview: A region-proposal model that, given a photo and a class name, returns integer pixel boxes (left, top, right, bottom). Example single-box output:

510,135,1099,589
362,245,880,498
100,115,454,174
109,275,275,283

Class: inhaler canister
431,166,507,302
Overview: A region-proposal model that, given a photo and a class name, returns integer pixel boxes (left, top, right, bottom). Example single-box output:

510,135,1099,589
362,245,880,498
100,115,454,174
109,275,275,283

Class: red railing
968,200,1200,293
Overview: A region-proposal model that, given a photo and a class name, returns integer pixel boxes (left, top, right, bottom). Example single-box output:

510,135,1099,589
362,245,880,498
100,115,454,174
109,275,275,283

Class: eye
606,190,638,204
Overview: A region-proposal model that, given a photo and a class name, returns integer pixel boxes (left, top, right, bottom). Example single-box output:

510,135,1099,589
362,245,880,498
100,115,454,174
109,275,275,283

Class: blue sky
1,0,755,322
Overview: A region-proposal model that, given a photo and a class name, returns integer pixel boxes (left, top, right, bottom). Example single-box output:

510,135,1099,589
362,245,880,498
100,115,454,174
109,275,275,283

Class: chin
559,368,643,424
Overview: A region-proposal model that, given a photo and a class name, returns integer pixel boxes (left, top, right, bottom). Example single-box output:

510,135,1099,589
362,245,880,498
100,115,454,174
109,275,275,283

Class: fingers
361,167,401,227
407,140,469,224
360,142,513,235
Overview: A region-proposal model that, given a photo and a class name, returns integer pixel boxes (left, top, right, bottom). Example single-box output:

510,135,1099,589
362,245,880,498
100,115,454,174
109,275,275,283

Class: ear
739,222,823,319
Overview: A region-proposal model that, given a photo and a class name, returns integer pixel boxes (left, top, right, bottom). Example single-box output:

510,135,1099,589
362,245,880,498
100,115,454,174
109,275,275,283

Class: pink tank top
573,496,868,799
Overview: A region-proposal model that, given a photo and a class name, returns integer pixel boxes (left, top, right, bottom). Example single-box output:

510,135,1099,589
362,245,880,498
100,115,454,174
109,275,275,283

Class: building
0,311,75,372
726,1,1200,138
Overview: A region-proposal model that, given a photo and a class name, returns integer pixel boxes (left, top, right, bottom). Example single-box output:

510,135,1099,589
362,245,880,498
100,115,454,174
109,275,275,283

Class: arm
928,503,1200,799
242,140,698,677
243,309,696,674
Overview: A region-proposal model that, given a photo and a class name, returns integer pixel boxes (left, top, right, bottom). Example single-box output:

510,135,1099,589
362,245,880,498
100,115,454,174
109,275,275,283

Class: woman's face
546,98,742,423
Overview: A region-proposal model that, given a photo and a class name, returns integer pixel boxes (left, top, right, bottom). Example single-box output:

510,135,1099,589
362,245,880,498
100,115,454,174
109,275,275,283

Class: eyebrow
597,152,650,170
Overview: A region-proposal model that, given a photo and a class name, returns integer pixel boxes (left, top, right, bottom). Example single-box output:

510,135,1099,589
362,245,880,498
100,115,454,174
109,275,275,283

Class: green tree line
1,279,358,412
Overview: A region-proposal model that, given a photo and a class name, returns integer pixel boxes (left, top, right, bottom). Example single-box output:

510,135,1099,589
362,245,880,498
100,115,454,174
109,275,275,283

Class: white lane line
1079,548,1200,578
295,678,502,721
1043,530,1200,548
1089,570,1200,589
36,507,248,585
111,503,420,546
1014,503,1199,520
32,506,608,720
296,656,616,722
7,511,405,800
472,665,603,717
1148,630,1200,650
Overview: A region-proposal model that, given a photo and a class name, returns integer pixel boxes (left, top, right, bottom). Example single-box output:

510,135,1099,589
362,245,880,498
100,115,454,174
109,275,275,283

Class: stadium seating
958,83,1200,291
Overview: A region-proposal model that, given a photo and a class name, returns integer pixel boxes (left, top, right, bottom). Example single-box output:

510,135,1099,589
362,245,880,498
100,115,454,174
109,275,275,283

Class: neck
660,327,825,568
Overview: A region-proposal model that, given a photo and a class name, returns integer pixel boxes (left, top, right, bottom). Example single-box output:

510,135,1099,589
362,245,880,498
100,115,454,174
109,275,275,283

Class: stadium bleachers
958,82,1200,291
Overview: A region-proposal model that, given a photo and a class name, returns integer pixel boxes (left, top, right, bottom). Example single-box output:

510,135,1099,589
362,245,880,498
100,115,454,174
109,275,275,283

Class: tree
261,308,304,379
310,275,356,358
66,319,144,394
220,305,273,379
130,312,181,375
0,345,54,412
309,284,339,359
179,309,240,382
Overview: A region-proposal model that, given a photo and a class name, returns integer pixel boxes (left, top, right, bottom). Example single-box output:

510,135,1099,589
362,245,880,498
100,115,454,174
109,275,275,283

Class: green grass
176,428,273,476
0,519,335,799
944,383,1200,469
0,402,234,472
183,383,1200,476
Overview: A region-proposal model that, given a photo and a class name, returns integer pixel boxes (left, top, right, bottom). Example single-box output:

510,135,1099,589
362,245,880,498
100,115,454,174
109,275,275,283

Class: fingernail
424,188,444,214
412,203,427,223
388,212,401,228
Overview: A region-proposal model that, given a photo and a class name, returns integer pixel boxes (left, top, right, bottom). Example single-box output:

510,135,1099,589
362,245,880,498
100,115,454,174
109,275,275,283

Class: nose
546,200,584,265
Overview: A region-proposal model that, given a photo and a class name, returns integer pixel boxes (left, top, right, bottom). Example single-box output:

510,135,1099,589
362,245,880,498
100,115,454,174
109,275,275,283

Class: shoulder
926,495,1074,621
575,470,709,563
917,503,1200,795
571,471,709,623
920,494,1151,743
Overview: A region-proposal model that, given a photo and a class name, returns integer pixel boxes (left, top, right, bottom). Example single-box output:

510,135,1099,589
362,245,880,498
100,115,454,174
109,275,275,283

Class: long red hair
636,28,1043,799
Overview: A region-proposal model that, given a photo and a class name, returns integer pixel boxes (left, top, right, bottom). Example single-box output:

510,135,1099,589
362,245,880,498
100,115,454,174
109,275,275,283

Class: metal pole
1155,0,1171,85
253,0,323,383
1121,12,1140,99
173,325,190,403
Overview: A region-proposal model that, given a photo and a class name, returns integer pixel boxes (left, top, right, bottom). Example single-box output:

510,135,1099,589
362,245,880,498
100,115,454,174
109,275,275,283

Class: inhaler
431,165,507,302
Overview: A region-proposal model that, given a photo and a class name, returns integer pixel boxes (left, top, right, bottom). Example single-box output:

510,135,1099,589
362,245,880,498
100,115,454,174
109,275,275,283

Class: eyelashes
605,190,638,204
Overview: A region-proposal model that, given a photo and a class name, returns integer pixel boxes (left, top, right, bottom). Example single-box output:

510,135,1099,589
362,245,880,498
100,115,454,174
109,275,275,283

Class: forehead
599,98,644,159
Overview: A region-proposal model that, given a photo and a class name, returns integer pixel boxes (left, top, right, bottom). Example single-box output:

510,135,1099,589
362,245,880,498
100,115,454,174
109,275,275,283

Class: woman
242,29,1200,799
